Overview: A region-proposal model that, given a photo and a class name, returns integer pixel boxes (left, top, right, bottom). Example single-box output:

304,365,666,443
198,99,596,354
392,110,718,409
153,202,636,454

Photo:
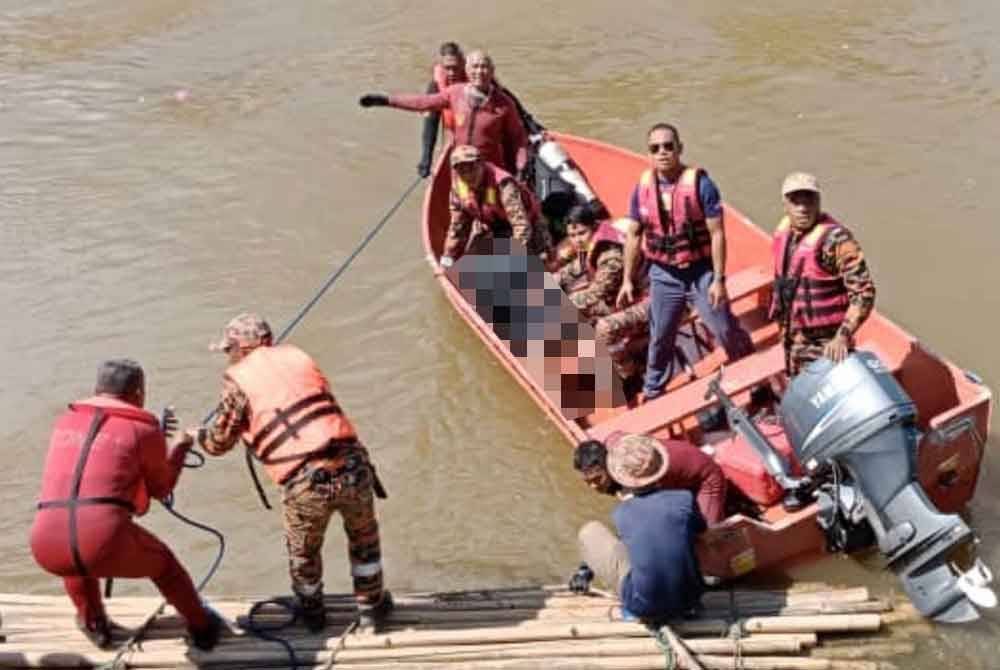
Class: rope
236,173,424,511
649,625,677,670
321,620,359,670
243,598,302,670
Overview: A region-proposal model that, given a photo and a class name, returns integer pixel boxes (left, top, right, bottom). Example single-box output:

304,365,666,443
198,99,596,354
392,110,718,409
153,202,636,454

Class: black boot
358,591,394,632
189,608,223,652
297,592,327,633
75,616,113,650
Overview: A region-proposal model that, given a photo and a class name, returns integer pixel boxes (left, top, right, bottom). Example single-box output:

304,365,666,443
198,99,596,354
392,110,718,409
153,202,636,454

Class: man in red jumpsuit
30,359,221,650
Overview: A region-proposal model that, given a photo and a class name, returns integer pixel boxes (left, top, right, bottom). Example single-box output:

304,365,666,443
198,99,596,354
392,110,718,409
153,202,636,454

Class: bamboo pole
810,643,915,659
741,614,882,634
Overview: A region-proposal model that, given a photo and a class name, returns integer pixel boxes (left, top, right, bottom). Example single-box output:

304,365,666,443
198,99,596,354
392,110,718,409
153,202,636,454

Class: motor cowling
781,352,995,623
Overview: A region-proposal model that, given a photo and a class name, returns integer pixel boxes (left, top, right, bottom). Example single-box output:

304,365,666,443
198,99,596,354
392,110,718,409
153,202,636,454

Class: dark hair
439,42,463,58
573,440,608,471
647,122,682,145
95,358,145,397
541,191,577,221
566,204,597,227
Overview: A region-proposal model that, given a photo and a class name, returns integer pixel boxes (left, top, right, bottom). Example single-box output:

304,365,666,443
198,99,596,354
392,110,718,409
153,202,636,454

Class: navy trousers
643,260,754,398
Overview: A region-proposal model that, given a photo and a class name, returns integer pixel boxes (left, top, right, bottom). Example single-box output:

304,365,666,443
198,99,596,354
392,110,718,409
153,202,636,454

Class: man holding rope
30,359,222,651
189,313,392,632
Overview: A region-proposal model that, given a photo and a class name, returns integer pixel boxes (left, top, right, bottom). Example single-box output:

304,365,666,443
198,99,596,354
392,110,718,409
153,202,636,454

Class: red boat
421,132,992,580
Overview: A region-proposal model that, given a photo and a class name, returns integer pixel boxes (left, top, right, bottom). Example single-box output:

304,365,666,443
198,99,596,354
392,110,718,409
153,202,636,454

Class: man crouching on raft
30,359,222,650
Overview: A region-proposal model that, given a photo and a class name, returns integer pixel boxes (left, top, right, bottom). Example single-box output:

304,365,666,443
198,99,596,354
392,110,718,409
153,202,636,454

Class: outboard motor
781,352,996,622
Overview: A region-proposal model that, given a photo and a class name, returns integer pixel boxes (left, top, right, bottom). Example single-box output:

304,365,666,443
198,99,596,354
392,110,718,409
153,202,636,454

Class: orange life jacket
636,166,712,267
226,344,358,485
432,63,463,133
770,215,850,330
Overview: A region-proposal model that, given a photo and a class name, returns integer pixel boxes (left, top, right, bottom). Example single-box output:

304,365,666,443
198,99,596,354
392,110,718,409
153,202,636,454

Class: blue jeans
643,260,754,398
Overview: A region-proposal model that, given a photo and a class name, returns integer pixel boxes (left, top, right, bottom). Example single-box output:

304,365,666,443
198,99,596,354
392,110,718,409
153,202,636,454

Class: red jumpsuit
388,83,529,175
30,396,208,629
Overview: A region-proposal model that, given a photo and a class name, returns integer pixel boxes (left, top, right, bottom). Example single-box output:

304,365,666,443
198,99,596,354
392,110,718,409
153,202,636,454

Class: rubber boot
75,616,113,650
358,590,394,632
188,608,223,651
296,591,327,633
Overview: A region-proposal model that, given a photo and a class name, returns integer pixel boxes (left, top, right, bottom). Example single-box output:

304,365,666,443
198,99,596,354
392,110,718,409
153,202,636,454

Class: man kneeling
574,435,707,620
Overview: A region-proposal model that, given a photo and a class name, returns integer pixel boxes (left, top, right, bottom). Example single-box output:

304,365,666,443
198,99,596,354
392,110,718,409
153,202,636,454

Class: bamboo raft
0,583,932,669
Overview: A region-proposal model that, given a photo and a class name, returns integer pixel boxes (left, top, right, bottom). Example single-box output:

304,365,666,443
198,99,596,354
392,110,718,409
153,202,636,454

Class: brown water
2,0,999,665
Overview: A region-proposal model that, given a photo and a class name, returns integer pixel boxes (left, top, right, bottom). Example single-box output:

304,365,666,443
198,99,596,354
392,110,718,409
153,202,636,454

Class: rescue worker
555,204,595,296
573,432,727,525
417,42,545,178
440,144,552,269
618,123,754,401
558,205,650,397
30,359,221,651
771,172,876,375
187,314,392,632
575,436,706,620
361,49,530,176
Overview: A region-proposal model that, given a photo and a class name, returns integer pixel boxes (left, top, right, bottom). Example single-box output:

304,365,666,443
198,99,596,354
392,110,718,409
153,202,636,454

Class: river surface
2,1,1000,666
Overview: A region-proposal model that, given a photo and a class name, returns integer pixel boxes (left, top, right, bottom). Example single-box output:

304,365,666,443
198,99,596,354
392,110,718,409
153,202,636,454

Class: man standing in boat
618,123,754,401
575,435,707,619
187,313,392,632
30,359,222,651
361,49,530,176
771,172,876,375
439,144,552,269
416,42,545,179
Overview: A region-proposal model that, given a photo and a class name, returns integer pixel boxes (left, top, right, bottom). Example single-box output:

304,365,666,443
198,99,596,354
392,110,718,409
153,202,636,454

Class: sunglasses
648,141,677,154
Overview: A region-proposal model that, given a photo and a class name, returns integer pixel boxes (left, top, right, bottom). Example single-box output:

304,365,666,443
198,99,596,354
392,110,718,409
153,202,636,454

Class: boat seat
588,344,787,441
680,263,772,328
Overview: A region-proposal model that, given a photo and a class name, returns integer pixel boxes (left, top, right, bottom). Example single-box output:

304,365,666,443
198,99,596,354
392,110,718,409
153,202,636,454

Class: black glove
359,94,389,108
417,162,431,178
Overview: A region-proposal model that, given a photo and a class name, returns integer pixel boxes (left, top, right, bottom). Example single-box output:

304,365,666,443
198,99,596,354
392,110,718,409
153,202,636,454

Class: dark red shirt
389,83,528,174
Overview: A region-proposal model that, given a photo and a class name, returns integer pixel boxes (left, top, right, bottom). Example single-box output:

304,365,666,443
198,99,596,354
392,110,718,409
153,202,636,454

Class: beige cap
781,172,821,196
450,144,481,166
605,432,670,490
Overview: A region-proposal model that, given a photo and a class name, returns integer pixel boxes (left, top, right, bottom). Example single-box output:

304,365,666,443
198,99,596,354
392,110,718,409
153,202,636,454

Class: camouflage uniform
781,227,876,375
555,244,589,296
595,298,651,380
559,245,651,380
445,177,552,260
200,314,385,614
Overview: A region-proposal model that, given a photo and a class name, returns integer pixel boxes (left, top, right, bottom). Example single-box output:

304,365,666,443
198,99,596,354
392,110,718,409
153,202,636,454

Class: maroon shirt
388,83,529,174
656,437,727,524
